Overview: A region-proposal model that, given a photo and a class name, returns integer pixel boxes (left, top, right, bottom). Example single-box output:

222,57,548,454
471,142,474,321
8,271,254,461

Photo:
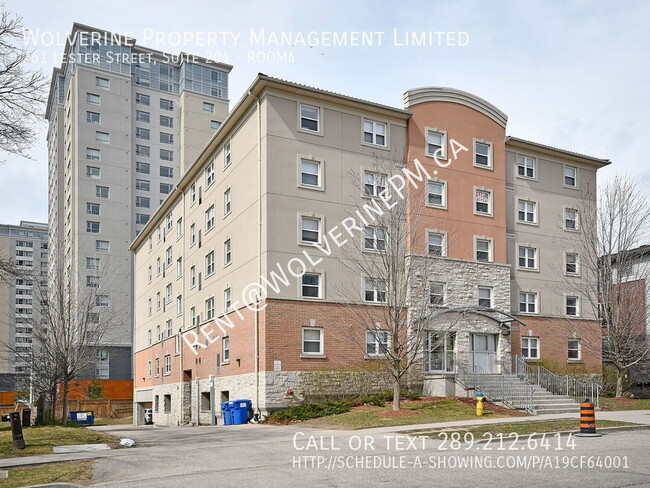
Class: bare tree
327,154,457,410
11,256,119,422
568,176,650,397
0,5,48,159
0,254,17,284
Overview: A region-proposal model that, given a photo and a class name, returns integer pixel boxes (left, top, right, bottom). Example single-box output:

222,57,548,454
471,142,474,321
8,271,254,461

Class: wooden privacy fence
56,398,132,419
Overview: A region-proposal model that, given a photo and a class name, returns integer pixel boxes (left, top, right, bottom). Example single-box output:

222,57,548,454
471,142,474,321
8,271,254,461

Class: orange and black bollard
576,400,602,437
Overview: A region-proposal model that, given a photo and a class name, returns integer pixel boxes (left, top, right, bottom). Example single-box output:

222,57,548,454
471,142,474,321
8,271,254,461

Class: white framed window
147,298,152,316
96,186,109,198
135,179,150,191
300,216,321,244
522,337,540,360
160,132,174,144
176,257,183,278
516,155,536,179
474,188,492,215
160,165,174,177
427,232,446,256
190,266,196,288
299,104,320,132
299,158,322,189
86,202,100,215
203,102,215,113
135,127,150,140
564,165,578,188
205,161,215,187
224,287,232,311
190,184,196,205
95,131,110,144
86,257,100,270
568,338,581,360
86,93,100,106
519,292,538,314
474,140,492,168
475,237,493,262
224,141,231,168
564,208,578,231
176,218,183,239
566,296,580,316
160,150,174,162
363,171,386,197
565,252,579,275
425,331,456,373
190,307,197,327
86,221,100,233
136,110,150,122
86,111,100,124
366,330,389,356
165,283,172,304
364,278,387,303
86,276,99,288
302,327,323,355
165,246,172,267
425,128,447,159
223,337,230,362
156,258,161,276
147,266,152,283
147,360,152,377
164,354,171,375
224,239,232,266
205,297,215,320
363,226,385,251
211,120,221,130
160,99,174,111
301,273,321,299
426,180,447,208
154,357,160,376
190,224,196,247
205,251,215,276
363,120,387,147
135,93,150,106
517,199,537,224
95,77,109,89
224,188,231,216
205,205,215,231
518,246,537,270
95,240,109,252
478,286,492,308
176,295,183,316
136,196,150,208
429,281,445,306
136,161,150,174
136,211,150,224
86,148,100,160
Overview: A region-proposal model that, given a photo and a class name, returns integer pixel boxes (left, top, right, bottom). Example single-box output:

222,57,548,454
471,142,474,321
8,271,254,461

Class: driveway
83,421,650,487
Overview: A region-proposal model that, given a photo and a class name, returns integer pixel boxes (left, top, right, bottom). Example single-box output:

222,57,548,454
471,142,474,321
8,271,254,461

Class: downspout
248,89,262,416
173,185,185,425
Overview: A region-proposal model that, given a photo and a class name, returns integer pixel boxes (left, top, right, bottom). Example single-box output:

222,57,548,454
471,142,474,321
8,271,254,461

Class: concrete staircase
456,373,580,415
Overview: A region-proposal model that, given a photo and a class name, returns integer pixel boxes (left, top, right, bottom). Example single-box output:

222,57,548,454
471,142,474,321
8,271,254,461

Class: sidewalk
359,409,650,435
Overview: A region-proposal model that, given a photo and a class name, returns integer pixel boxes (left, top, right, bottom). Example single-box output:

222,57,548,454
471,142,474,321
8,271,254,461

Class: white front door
470,333,497,373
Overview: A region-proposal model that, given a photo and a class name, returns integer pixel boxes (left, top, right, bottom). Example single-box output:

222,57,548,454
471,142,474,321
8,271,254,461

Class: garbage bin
231,399,252,425
220,402,232,426
69,411,95,426
21,408,30,427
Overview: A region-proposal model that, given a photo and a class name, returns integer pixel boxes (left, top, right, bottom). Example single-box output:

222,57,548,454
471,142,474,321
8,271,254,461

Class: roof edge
506,136,611,167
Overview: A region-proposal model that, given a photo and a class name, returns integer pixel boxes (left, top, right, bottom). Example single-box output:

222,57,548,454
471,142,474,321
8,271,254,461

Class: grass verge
302,399,510,430
92,416,133,426
407,419,638,438
600,397,650,411
0,424,118,458
3,460,94,488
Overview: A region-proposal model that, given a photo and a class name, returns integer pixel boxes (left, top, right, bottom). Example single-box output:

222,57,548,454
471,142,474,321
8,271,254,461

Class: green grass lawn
600,397,650,411
0,424,118,458
407,419,637,438
3,460,94,488
303,399,508,430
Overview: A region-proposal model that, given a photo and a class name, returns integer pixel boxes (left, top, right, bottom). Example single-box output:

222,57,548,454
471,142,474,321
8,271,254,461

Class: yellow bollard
476,392,485,416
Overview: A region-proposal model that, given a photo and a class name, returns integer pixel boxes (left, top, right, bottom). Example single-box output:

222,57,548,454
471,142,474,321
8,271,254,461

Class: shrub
267,400,351,422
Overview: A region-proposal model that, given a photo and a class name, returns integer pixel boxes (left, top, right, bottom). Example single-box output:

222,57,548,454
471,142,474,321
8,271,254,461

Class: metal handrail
456,366,534,413
513,355,600,408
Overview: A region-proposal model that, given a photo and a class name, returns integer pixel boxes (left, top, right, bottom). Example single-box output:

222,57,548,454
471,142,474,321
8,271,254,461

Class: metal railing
456,366,535,413
513,355,600,408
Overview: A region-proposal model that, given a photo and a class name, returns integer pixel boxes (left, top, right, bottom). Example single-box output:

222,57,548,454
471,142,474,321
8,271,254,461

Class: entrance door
470,334,497,373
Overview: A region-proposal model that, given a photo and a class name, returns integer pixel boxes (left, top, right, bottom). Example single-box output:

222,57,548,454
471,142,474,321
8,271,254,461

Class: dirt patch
377,409,423,418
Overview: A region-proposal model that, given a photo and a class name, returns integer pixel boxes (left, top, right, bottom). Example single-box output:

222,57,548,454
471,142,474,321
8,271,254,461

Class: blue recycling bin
231,399,251,425
69,411,95,426
220,402,232,425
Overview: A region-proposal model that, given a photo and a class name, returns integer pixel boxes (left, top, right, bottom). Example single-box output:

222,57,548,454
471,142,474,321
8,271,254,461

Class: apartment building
46,24,232,380
0,221,48,384
130,74,609,425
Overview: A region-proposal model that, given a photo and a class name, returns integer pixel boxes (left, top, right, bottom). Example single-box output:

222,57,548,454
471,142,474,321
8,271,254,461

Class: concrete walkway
2,410,648,469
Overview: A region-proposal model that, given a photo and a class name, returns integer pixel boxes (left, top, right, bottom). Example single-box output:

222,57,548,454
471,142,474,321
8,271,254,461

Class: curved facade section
404,87,508,128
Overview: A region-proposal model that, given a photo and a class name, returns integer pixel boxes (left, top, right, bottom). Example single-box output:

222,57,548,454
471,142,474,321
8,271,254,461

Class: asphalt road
86,423,650,487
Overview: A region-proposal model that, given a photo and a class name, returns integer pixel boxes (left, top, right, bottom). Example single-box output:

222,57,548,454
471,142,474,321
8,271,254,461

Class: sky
1,0,649,225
